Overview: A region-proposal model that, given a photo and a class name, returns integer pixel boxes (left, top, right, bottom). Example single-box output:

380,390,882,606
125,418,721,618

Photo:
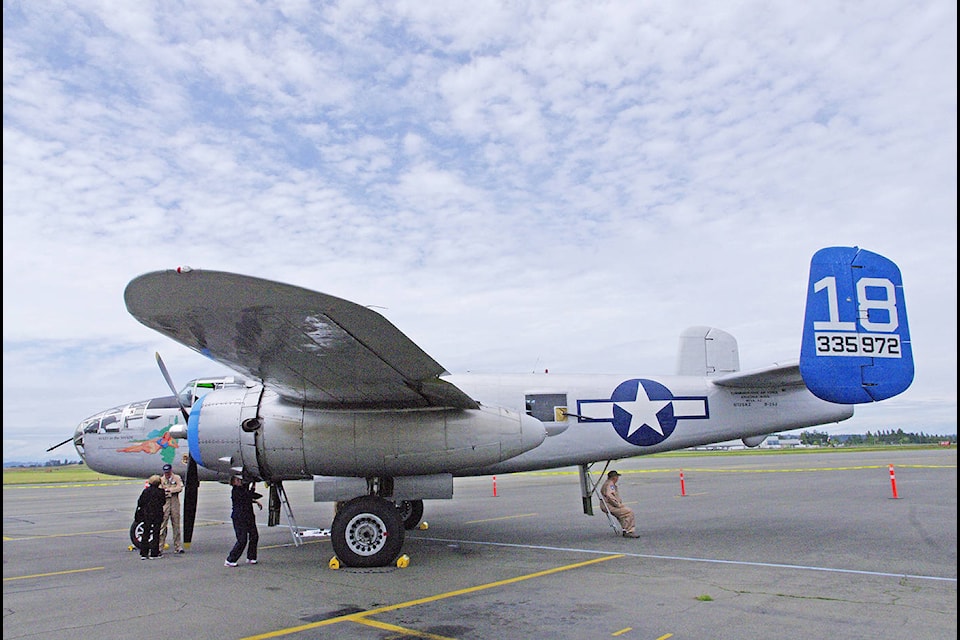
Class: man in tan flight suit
159,463,185,553
599,470,640,538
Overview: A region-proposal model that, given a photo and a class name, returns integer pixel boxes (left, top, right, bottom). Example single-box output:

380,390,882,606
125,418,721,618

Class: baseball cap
607,470,620,478
162,464,172,471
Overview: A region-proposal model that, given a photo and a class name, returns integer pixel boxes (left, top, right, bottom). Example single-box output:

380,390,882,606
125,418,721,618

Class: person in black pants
137,475,166,559
225,476,262,566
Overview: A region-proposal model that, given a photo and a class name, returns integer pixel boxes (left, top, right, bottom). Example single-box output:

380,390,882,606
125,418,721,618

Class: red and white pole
679,470,687,497
492,475,498,497
888,464,899,499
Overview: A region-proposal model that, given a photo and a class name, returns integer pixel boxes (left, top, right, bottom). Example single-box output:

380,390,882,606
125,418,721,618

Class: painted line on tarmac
413,536,957,583
664,464,957,473
522,464,956,476
238,554,624,640
3,519,225,541
3,566,104,581
465,512,538,524
3,481,143,489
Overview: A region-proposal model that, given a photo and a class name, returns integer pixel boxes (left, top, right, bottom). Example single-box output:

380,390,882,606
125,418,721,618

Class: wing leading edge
124,269,478,410
711,360,805,388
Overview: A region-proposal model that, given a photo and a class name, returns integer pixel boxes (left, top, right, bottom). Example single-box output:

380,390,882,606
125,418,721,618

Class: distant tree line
43,459,81,467
799,429,957,446
4,459,83,469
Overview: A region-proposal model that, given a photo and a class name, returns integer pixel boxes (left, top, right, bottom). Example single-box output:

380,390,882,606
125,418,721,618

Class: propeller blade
155,351,197,547
182,455,199,548
46,436,74,452
155,352,190,423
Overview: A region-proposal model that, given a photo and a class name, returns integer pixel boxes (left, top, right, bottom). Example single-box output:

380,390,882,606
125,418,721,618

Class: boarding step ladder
578,462,623,536
268,482,303,546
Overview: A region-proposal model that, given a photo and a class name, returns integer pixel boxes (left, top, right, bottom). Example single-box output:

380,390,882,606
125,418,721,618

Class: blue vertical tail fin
799,246,914,404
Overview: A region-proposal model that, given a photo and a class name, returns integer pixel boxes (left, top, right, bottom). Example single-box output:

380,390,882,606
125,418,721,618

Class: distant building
691,434,803,451
763,436,801,448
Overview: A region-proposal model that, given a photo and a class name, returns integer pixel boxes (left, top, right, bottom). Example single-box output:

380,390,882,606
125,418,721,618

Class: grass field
4,444,951,486
2,465,137,485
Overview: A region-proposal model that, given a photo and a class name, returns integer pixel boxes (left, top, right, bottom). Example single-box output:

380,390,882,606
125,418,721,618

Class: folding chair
584,461,623,536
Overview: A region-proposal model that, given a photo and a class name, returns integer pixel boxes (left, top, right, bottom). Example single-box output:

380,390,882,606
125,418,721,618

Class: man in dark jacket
225,476,263,566
137,475,166,559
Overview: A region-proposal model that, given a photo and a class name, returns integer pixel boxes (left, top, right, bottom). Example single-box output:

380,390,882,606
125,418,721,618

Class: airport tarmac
3,447,956,640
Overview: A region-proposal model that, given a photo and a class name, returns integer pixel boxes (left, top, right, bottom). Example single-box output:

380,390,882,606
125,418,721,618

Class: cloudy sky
3,1,956,463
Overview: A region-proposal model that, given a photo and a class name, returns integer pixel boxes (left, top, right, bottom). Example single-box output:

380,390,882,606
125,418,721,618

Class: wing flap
124,269,479,410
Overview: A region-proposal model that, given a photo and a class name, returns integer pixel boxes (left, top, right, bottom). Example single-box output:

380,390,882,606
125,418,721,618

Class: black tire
130,519,147,549
331,496,405,568
395,499,424,530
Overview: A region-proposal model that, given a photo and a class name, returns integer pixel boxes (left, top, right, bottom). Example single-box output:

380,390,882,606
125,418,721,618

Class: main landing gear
395,499,424,531
329,497,425,568
331,496,405,568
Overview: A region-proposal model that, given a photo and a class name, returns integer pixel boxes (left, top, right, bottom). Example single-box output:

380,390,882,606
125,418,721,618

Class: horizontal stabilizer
712,361,804,388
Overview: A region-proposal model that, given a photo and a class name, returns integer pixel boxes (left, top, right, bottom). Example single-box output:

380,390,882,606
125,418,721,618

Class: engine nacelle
189,386,547,479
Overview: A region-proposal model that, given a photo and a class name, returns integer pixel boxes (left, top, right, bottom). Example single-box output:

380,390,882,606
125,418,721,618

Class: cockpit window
147,396,181,409
175,377,246,408
99,413,121,432
81,416,101,434
178,388,194,407
122,401,148,429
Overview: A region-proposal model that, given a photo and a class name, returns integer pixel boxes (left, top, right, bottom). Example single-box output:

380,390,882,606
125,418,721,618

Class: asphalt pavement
3,447,956,640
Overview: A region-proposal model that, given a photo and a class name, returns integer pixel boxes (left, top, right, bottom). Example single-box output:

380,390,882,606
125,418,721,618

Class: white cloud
3,0,956,462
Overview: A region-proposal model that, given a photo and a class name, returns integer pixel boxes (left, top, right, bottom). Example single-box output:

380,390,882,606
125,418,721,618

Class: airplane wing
124,269,479,410
710,360,805,388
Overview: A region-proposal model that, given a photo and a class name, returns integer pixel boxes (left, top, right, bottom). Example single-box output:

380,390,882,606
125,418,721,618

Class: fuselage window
524,393,567,422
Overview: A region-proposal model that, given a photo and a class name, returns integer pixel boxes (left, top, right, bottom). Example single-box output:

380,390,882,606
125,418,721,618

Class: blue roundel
610,379,677,446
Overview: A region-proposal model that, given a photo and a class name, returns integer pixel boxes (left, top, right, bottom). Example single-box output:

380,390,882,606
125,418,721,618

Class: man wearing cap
159,463,185,554
599,470,640,538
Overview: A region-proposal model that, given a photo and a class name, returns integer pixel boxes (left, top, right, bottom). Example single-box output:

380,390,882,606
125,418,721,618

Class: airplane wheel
331,496,404,568
395,499,424,530
130,520,145,550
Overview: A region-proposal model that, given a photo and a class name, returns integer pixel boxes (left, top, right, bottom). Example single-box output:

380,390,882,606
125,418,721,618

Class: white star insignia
614,384,670,437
